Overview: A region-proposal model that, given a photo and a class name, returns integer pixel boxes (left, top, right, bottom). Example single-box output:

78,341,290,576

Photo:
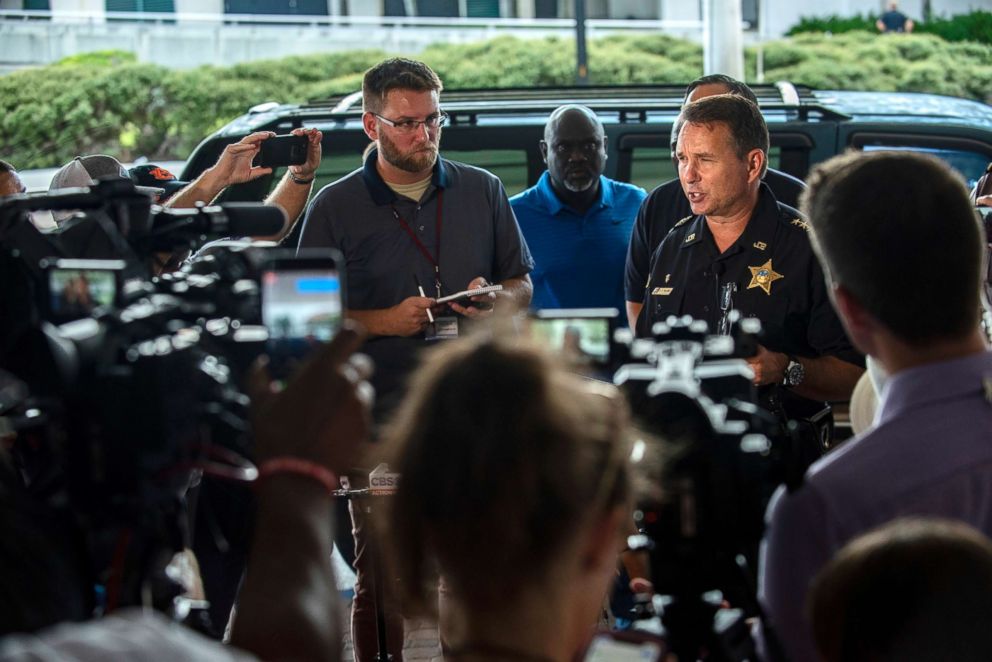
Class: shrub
788,10,992,46
786,13,876,36
917,10,992,45
2,32,990,170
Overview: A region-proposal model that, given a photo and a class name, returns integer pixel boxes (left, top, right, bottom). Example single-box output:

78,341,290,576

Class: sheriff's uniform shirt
637,183,859,369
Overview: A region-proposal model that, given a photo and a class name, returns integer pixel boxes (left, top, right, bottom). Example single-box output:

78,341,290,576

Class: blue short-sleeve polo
511,172,645,312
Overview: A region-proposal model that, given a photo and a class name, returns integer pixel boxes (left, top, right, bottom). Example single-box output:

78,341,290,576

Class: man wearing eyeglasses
296,57,533,661
510,105,646,313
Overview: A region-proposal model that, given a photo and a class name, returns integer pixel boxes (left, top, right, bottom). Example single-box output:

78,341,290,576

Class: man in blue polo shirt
511,105,645,313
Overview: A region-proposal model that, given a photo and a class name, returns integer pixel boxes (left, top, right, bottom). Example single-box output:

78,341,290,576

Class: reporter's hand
448,276,495,319
289,128,322,181
247,322,372,474
386,296,436,336
747,344,789,386
206,131,276,188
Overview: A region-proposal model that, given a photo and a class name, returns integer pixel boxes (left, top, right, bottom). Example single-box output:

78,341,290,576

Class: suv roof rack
296,83,850,125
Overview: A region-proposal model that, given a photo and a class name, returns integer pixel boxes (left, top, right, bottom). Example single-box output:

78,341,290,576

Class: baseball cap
50,155,163,196
129,164,189,202
49,155,163,225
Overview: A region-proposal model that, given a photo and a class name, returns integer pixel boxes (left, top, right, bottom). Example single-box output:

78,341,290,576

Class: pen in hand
414,275,434,324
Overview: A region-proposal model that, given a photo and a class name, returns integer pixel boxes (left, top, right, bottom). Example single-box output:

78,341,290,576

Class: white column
176,0,222,16
348,0,381,16
704,0,744,79
516,0,536,17
51,0,104,22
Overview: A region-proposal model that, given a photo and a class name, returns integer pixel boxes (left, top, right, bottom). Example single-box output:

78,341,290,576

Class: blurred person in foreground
0,324,372,661
759,151,992,662
383,334,635,661
809,517,992,662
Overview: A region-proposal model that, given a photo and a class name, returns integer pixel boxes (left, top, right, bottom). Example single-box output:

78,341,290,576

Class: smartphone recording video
44,258,125,323
256,134,309,169
261,250,344,378
528,308,620,376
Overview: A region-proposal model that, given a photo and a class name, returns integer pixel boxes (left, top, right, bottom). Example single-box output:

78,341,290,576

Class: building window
223,0,330,15
106,0,176,11
415,0,458,16
466,0,499,17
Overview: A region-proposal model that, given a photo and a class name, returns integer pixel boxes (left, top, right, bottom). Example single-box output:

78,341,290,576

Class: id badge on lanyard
392,191,459,339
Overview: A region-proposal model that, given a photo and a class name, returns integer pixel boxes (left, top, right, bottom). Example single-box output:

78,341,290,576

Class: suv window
191,85,992,215
861,145,990,190
443,149,530,197
275,148,532,197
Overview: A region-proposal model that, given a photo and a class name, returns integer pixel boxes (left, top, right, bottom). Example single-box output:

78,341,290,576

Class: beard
560,169,597,193
378,130,439,174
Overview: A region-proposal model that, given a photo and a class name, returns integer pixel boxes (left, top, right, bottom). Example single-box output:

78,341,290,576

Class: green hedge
2,31,990,170
787,10,992,45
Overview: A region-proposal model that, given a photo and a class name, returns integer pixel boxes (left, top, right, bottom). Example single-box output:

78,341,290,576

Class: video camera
536,311,819,661
0,178,285,626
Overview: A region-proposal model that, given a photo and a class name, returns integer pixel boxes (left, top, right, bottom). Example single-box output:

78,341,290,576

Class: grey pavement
339,606,442,662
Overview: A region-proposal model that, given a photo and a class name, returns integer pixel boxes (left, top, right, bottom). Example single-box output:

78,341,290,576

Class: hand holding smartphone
255,134,309,169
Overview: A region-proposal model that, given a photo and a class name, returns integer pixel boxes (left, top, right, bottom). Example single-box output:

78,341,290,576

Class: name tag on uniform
652,287,674,296
426,316,459,340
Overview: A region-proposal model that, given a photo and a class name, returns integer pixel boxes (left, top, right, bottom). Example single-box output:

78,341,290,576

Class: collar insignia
665,273,671,284
685,233,696,243
753,241,767,251
747,259,784,295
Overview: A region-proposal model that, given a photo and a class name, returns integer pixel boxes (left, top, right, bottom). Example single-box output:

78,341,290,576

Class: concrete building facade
0,0,987,73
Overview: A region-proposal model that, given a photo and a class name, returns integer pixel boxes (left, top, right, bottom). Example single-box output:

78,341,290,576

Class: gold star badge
747,259,784,295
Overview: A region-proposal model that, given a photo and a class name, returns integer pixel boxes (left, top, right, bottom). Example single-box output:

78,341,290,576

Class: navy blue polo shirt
511,172,645,312
297,149,533,417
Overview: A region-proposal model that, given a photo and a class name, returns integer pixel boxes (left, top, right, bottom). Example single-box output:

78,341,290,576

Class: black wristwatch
783,357,805,388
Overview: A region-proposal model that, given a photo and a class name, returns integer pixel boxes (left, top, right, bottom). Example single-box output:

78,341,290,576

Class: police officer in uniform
623,74,806,329
637,94,863,422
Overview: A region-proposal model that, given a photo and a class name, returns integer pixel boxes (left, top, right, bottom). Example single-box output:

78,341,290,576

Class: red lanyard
390,189,444,297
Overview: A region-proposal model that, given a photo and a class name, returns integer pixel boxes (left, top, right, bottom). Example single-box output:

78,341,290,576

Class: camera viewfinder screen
49,268,117,319
530,317,610,365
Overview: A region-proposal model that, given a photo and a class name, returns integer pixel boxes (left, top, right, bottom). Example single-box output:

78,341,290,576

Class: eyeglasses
373,112,449,133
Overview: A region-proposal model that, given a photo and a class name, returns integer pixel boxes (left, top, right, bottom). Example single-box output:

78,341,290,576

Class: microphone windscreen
220,203,286,237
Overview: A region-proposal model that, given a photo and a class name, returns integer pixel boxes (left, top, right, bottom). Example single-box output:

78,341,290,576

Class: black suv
181,82,992,220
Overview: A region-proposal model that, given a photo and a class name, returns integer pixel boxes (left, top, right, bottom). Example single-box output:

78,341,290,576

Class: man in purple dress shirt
758,151,992,662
